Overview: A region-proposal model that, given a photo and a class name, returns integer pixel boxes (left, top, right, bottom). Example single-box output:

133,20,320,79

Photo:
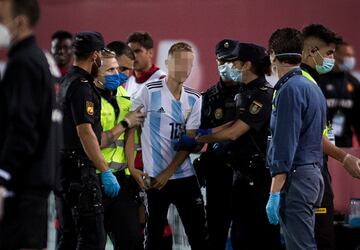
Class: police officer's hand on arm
323,136,360,179
266,173,287,225
124,127,148,190
174,120,247,150
77,123,120,197
196,119,250,143
100,105,145,148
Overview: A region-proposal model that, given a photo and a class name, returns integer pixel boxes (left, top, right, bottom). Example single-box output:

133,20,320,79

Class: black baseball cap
237,43,267,63
215,39,241,60
73,31,105,54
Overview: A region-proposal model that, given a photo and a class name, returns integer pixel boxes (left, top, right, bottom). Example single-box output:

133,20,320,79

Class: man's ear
244,61,252,70
310,46,319,56
148,48,154,58
91,51,97,61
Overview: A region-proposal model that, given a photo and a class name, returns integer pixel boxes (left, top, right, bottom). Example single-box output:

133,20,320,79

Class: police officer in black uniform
319,41,360,147
193,39,240,250
180,41,282,250
58,32,120,250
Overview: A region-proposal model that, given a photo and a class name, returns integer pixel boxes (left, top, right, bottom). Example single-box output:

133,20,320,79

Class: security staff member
319,41,360,147
301,24,360,250
58,32,120,250
194,39,239,250
94,47,144,250
0,0,56,248
266,27,327,250
177,41,282,250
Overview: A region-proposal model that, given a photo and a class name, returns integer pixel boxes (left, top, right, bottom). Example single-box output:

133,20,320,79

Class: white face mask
269,53,279,84
339,56,356,72
0,24,11,48
271,65,280,83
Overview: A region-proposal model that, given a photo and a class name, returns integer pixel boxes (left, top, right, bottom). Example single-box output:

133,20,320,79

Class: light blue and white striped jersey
131,79,202,179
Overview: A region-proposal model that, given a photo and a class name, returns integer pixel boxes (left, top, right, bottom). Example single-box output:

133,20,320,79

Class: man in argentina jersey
131,42,207,250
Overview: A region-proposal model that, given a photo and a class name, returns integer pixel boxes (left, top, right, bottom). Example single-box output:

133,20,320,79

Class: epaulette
258,83,273,91
80,78,89,83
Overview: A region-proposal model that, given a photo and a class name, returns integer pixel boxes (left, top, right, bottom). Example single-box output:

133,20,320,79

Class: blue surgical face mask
314,51,335,74
218,62,243,82
104,73,128,91
118,72,129,86
339,56,356,72
229,67,243,83
218,62,233,82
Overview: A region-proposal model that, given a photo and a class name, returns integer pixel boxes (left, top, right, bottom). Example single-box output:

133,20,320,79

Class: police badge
249,100,263,114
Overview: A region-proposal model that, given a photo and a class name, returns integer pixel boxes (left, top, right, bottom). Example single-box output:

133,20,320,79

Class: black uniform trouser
315,162,335,250
57,161,106,250
0,189,50,250
56,194,77,250
101,171,143,250
231,166,282,250
206,161,233,250
144,175,207,250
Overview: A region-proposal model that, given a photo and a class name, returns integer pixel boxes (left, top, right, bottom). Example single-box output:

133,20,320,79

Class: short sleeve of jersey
70,82,96,126
238,91,272,131
130,84,149,113
186,96,202,130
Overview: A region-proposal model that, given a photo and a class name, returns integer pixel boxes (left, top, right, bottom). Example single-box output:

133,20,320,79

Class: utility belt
60,149,103,216
61,149,93,168
229,153,267,187
226,152,265,172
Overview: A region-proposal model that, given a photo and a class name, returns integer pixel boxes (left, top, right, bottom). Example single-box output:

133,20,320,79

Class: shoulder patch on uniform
86,101,94,115
249,100,263,115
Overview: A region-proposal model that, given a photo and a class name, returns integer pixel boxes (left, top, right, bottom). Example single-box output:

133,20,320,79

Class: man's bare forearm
323,136,346,162
77,124,108,172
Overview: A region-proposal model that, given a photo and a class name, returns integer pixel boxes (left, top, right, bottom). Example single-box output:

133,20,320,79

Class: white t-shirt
131,79,202,179
126,68,166,100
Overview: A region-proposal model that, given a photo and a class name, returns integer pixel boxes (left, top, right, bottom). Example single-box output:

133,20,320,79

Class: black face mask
91,55,102,77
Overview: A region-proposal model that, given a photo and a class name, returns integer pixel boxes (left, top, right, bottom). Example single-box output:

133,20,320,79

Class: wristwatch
120,119,129,129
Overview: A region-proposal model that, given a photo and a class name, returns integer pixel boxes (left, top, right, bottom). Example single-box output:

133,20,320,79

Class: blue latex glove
100,169,121,198
266,192,280,225
173,135,197,151
196,128,212,136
